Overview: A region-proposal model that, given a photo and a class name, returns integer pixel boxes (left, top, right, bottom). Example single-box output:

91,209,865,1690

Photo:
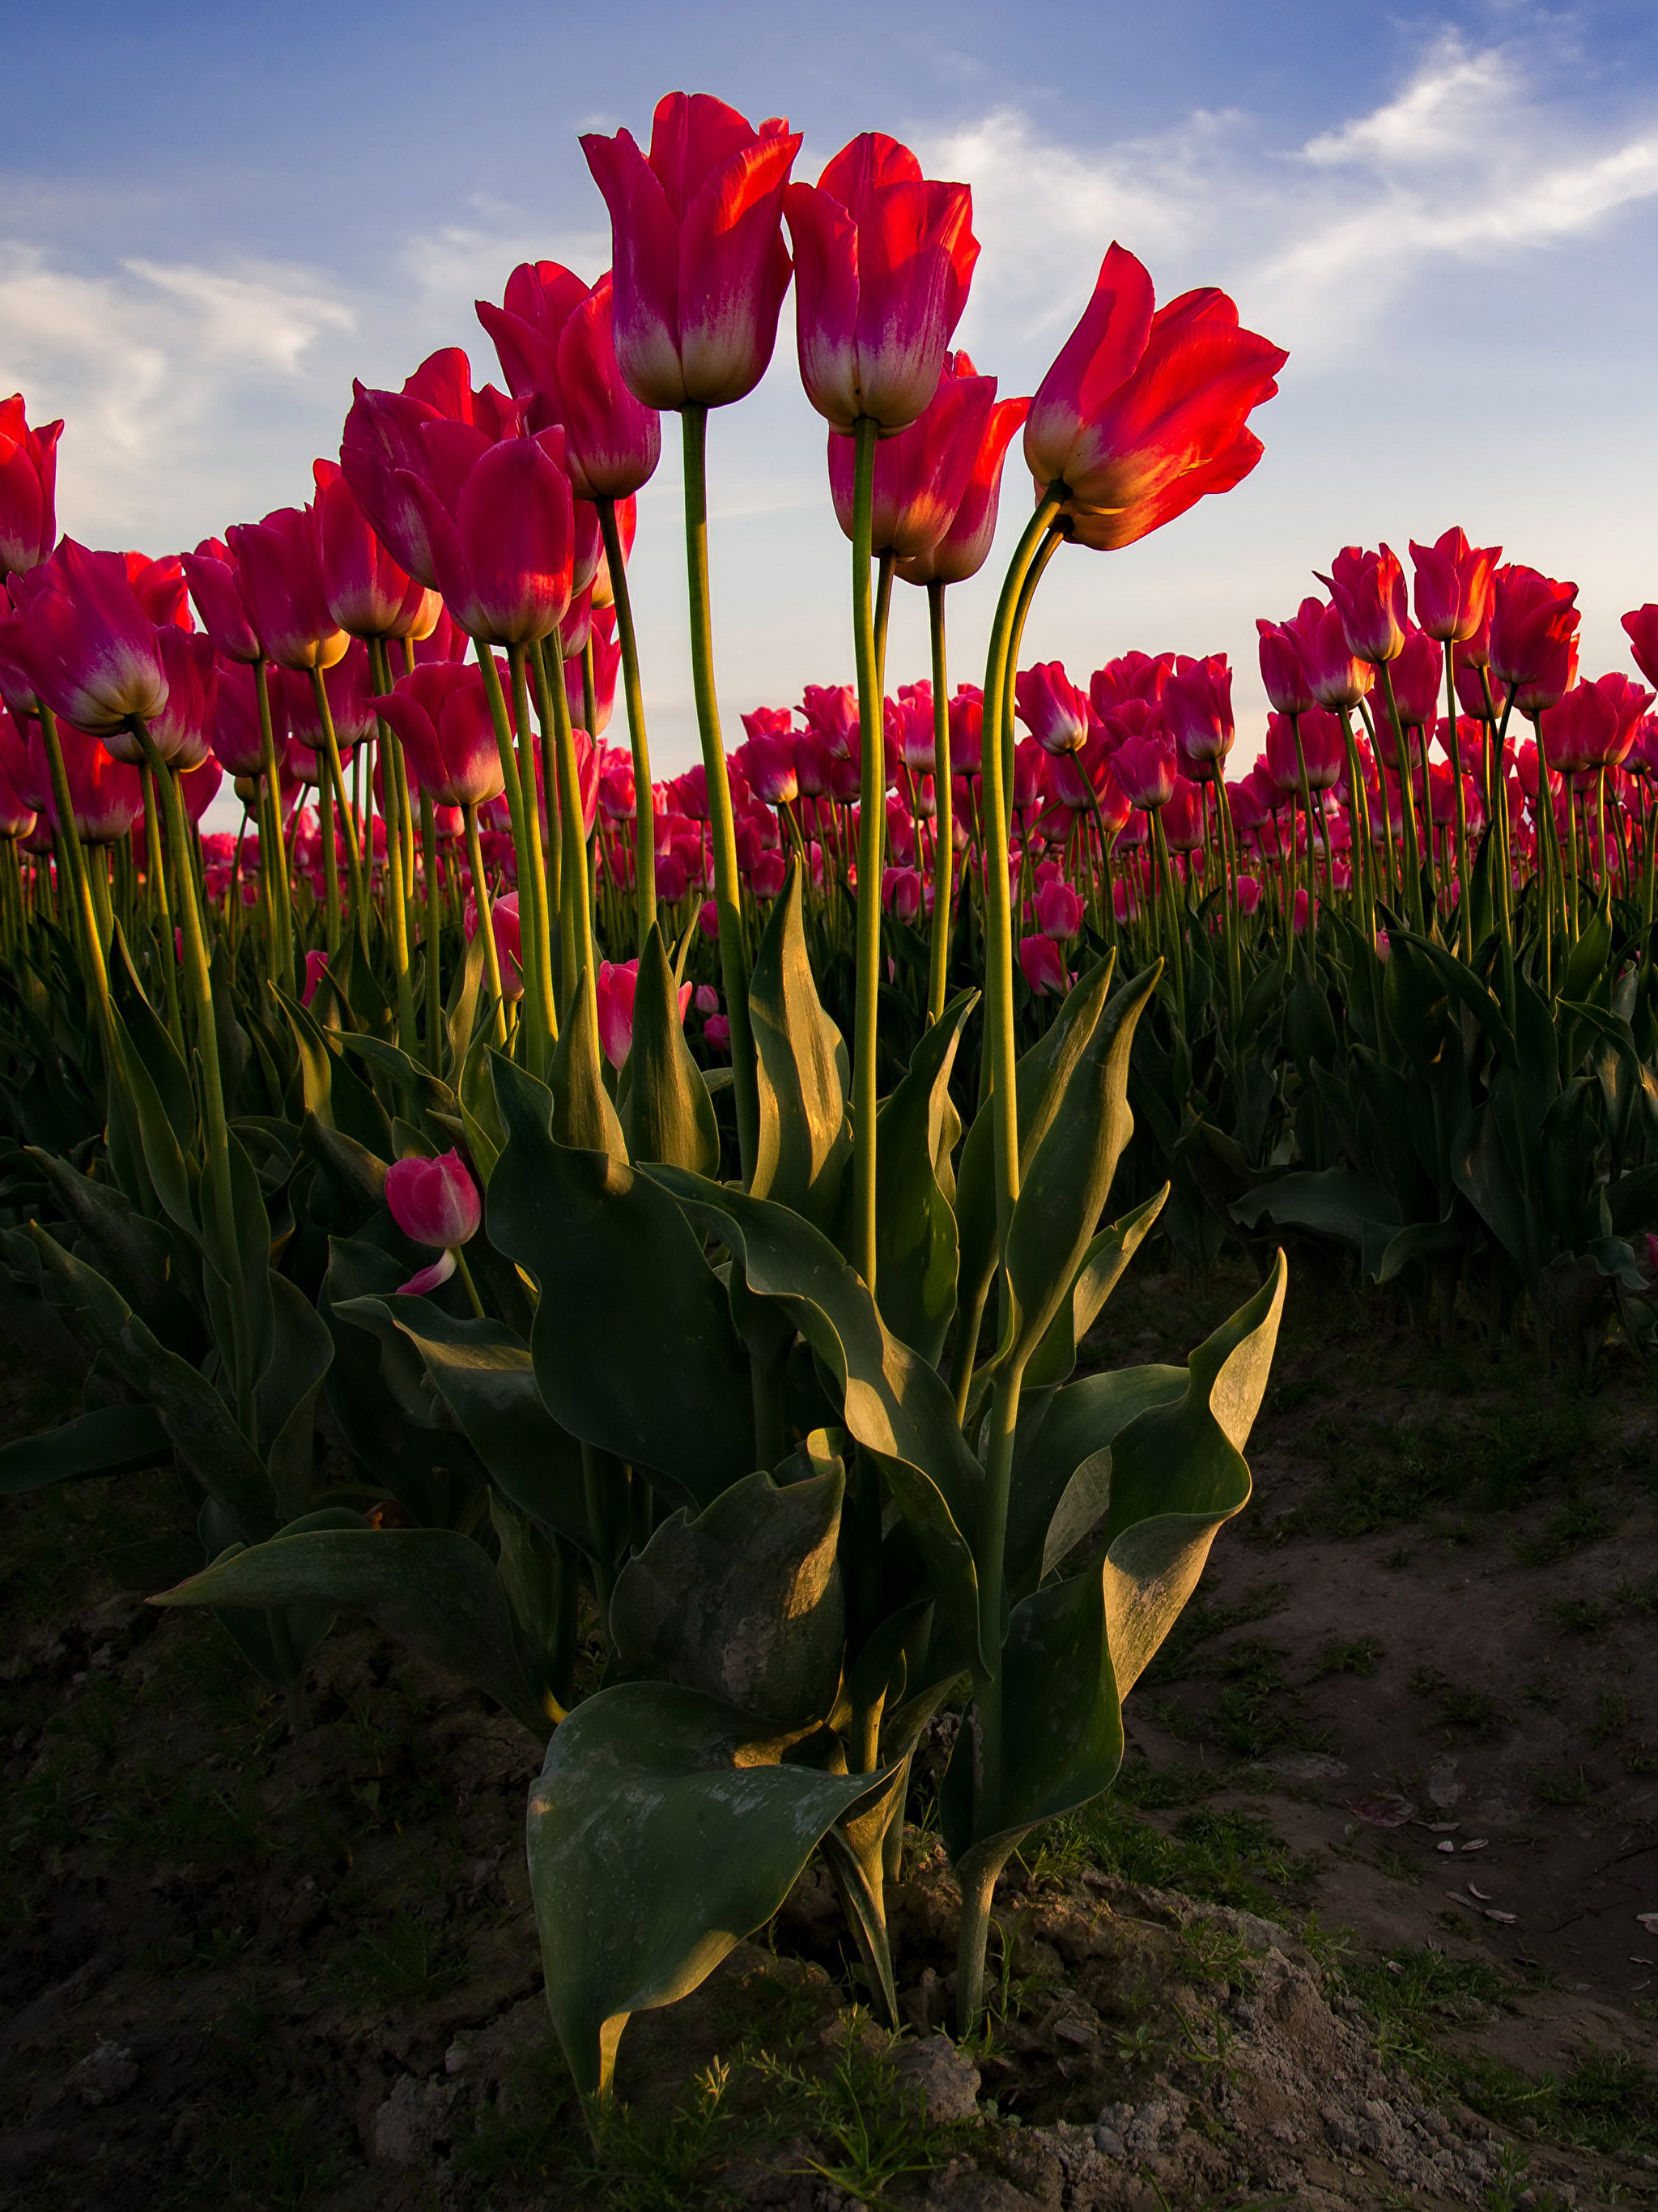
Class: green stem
38,708,114,1057
253,661,293,985
530,636,594,1028
420,792,443,1074
367,638,419,1055
850,417,884,1291
926,580,954,1026
477,642,551,1074
463,801,508,1045
307,663,367,954
1444,641,1471,959
681,405,758,1180
598,496,656,953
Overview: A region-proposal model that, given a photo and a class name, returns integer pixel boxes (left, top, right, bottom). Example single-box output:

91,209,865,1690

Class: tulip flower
947,687,984,775
1035,876,1085,939
786,134,979,434
1542,674,1653,773
1266,709,1343,794
226,508,348,673
1409,527,1499,644
568,606,620,737
881,865,924,921
1090,652,1173,713
28,720,142,843
378,662,508,810
1316,546,1408,665
556,275,663,502
386,1148,483,1298
1300,602,1374,713
1014,661,1090,756
181,538,263,662
286,639,378,755
894,372,1029,588
580,94,803,411
827,352,999,561
594,955,691,1068
1622,606,1658,691
1256,608,1318,717
0,542,169,736
0,395,62,579
465,886,524,998
1489,565,1580,708
475,260,589,428
1018,932,1069,996
1163,653,1234,776
735,730,798,806
1024,243,1286,548
1386,627,1443,728
1162,776,1206,851
312,459,432,640
212,659,287,777
115,625,216,772
1112,730,1178,811
397,428,575,645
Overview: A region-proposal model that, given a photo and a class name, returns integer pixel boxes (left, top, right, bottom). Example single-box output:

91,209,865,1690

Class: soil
6,1254,1658,2210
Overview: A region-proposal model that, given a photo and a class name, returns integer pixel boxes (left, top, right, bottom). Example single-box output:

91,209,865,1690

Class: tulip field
8,84,1658,2210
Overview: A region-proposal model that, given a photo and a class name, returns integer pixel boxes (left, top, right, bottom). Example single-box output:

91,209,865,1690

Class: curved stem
478,642,551,1075
307,663,367,954
367,637,418,1055
598,496,656,952
253,661,293,985
681,405,758,1180
39,708,114,1058
420,791,443,1074
531,635,594,1029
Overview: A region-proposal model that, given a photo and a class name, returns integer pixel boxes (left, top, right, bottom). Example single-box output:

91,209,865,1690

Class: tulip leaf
547,984,627,1162
955,953,1117,1316
490,1059,754,1508
154,1527,545,1733
338,1288,591,1551
1001,965,1157,1376
27,1224,275,1534
855,990,974,1365
620,924,719,1173
23,1145,193,1342
0,1402,170,1495
748,861,851,1231
1007,1364,1186,1598
1233,1168,1402,1246
255,1270,334,1521
526,1682,890,2095
1023,1187,1168,1396
647,1169,987,1674
609,1466,845,1728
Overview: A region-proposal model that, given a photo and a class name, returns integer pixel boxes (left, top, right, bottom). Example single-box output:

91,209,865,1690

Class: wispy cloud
922,33,1658,367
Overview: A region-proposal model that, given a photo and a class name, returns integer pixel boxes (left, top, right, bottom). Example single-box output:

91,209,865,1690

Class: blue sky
4,0,1658,780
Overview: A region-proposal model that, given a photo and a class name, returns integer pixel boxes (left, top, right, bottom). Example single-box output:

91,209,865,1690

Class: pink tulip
0,542,169,737
0,395,62,579
312,458,433,640
124,626,216,772
1014,661,1090,756
1163,653,1234,776
1385,626,1443,727
581,94,803,410
211,659,282,778
1256,604,1319,717
787,134,979,433
1113,730,1178,810
225,508,348,673
1623,605,1658,691
881,865,924,921
27,719,142,844
465,887,524,997
1489,565,1580,709
182,538,263,663
1409,527,1499,644
827,351,999,563
1316,545,1408,665
386,1148,482,1264
596,954,692,1067
1035,877,1085,940
301,948,330,1006
397,428,575,646
1018,933,1069,996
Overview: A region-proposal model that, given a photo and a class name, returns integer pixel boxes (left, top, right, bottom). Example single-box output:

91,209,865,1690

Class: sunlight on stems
462,799,508,1046
598,495,655,953
850,417,883,1291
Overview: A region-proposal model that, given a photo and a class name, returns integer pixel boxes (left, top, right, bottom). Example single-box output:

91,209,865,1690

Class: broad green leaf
1451,1104,1532,1275
0,1402,169,1495
748,861,851,1231
1022,1188,1168,1395
1006,1364,1187,1598
1360,1213,1464,1286
1233,1168,1402,1245
609,1467,844,1729
1002,965,1158,1374
338,1287,590,1551
155,1527,545,1733
547,981,627,1160
526,1683,888,2095
24,1146,192,1342
491,1061,754,1508
28,1224,274,1534
256,1272,334,1521
648,1170,987,1674
955,953,1117,1316
857,990,974,1365
620,925,719,1173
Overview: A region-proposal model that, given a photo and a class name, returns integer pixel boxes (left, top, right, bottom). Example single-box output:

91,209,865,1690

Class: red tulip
948,687,984,774
212,658,284,778
1090,652,1173,713
1299,601,1373,713
1113,730,1178,810
556,274,662,501
1162,776,1206,851
386,1147,482,1252
786,133,978,433
735,730,797,806
465,887,524,998
0,395,62,580
1025,244,1286,548
180,755,223,825
567,603,620,736
1265,709,1343,793
1409,527,1499,644
881,865,924,921
476,261,589,428
397,428,575,645
0,541,169,737
581,93,803,410
1010,737,1048,813
376,661,508,810
117,625,215,771
285,637,377,755
1489,565,1580,710
1256,609,1317,718
1163,653,1234,776
595,955,692,1069
1622,605,1658,691
226,508,348,672
1018,932,1069,996
827,350,997,561
312,459,432,640
1541,673,1653,774
1035,876,1085,940
895,377,1029,589
1385,626,1443,727
28,719,142,843
1014,661,1090,756
182,538,263,663
1316,545,1407,664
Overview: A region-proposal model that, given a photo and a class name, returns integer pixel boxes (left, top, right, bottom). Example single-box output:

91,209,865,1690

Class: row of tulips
5,79,1634,2116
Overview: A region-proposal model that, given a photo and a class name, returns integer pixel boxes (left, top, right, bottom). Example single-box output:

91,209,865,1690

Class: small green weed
1545,1597,1607,1636
1513,1499,1618,1568
1528,1765,1592,1807
1310,1634,1385,1679
1588,1687,1633,1746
